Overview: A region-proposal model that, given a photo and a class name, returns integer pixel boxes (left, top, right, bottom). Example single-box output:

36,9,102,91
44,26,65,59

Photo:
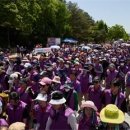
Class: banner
47,38,61,46
33,48,52,54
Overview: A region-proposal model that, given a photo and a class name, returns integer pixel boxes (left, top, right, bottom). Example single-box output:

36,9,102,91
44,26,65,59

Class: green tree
108,24,129,41
90,20,108,43
67,2,95,41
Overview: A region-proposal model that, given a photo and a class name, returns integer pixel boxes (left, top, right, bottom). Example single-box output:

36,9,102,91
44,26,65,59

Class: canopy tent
63,38,78,43
81,46,91,51
50,45,60,49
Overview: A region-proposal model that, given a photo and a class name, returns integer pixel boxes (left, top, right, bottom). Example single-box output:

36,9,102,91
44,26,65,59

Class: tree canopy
0,0,129,47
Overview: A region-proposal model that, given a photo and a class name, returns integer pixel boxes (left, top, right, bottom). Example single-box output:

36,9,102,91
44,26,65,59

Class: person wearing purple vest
0,100,8,129
77,100,99,130
78,64,92,101
33,93,50,130
68,69,81,107
45,91,77,130
61,83,78,111
6,91,29,125
17,78,34,109
88,76,104,112
102,78,127,113
125,71,130,111
93,58,103,78
105,63,118,89
118,60,128,93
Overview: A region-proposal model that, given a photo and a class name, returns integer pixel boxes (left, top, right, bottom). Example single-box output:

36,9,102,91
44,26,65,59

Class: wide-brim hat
49,98,66,105
8,122,25,130
52,76,61,84
100,104,124,124
39,77,52,86
49,91,66,105
81,100,98,111
35,93,47,101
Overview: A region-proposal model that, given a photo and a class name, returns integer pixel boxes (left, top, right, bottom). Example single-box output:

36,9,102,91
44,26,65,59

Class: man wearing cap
45,91,77,130
61,83,78,111
52,76,61,91
68,68,82,106
102,78,127,113
6,92,29,125
105,63,118,89
78,64,92,101
88,76,104,112
93,58,103,78
32,93,50,130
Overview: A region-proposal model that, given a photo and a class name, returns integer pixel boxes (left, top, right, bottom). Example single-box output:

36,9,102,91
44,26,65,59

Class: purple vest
0,118,8,126
78,73,89,93
65,90,76,110
17,88,32,106
73,80,81,93
50,107,74,130
94,63,103,77
7,101,27,125
33,104,50,130
88,85,103,111
78,115,98,130
104,89,125,108
106,69,118,88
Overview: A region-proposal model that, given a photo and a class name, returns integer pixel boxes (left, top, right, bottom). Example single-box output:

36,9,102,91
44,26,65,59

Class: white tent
50,45,60,49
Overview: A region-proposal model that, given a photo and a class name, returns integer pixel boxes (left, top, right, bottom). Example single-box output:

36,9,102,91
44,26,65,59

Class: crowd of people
0,42,130,130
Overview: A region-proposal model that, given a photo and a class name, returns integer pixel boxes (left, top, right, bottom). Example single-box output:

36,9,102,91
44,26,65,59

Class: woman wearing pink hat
78,100,99,130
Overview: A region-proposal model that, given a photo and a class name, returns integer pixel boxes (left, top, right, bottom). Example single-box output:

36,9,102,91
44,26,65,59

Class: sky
66,0,130,33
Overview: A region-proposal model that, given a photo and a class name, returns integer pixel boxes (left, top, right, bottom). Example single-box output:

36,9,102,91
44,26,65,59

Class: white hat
8,73,18,83
35,93,47,101
52,76,61,84
24,63,32,68
81,100,98,111
49,91,66,105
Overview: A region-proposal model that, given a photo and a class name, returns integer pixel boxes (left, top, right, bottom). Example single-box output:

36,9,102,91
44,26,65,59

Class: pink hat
52,76,61,84
81,100,98,111
39,77,52,86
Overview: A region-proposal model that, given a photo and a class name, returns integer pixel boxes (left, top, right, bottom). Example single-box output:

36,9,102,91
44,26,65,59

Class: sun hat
8,122,25,130
35,93,47,101
100,104,124,124
8,73,19,84
39,77,52,86
24,63,32,68
93,76,100,83
109,63,115,68
49,91,66,105
81,100,98,111
52,76,61,84
0,92,9,98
